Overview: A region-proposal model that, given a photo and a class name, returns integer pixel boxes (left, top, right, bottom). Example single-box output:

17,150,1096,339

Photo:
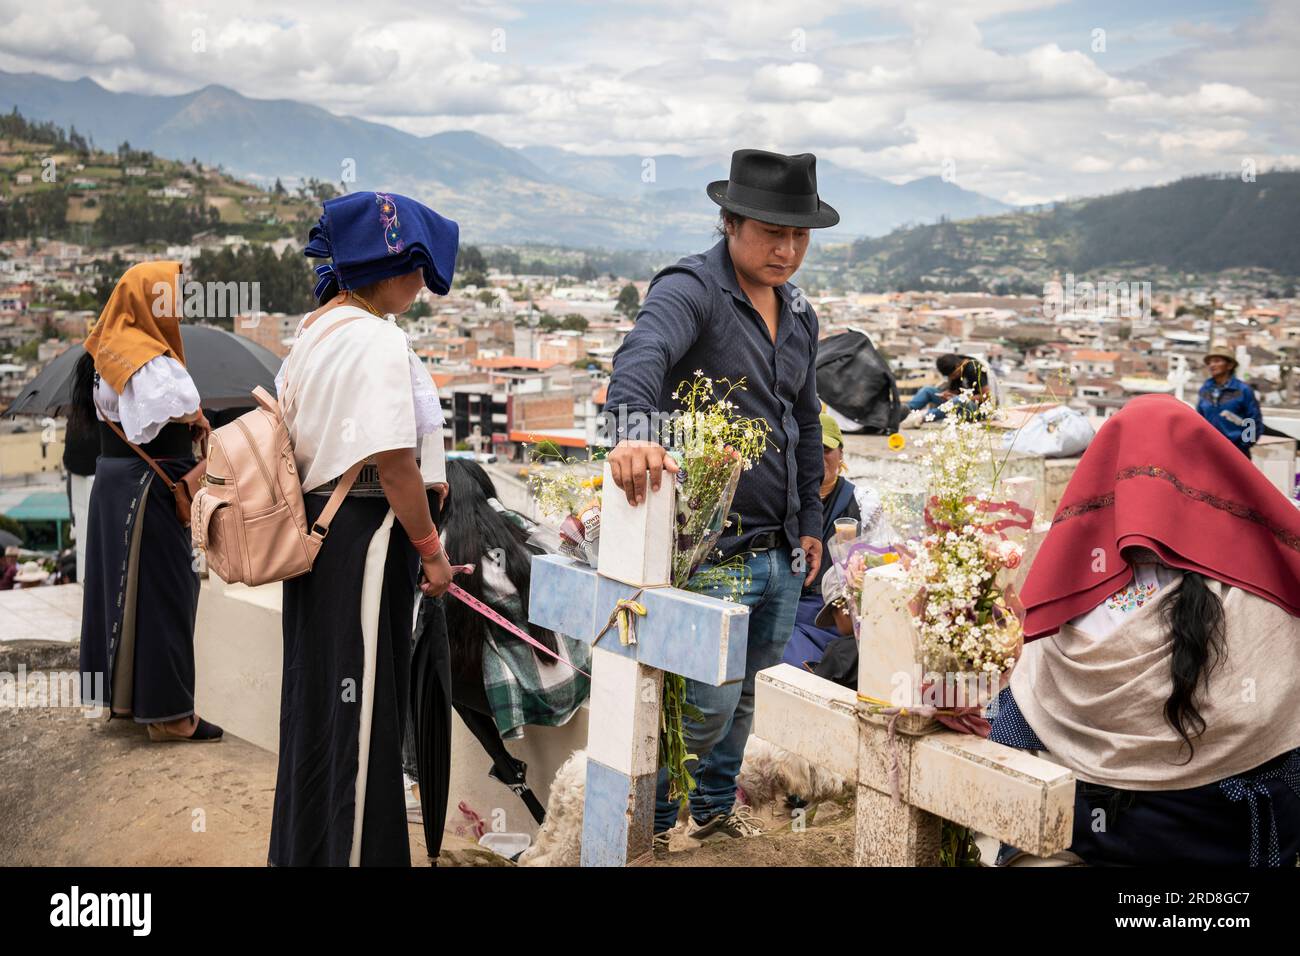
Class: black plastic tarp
815,330,902,435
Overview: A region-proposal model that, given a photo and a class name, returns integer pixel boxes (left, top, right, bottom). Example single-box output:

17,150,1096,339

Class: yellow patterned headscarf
84,261,186,393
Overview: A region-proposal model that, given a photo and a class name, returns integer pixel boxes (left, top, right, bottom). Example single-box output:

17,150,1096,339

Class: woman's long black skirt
268,494,419,867
79,454,201,721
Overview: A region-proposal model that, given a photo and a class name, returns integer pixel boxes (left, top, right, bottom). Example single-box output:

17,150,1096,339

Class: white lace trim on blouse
93,354,201,445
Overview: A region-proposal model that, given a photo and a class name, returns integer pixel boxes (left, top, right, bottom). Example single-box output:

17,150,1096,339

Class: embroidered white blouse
93,354,202,445
275,307,446,492
1069,559,1182,639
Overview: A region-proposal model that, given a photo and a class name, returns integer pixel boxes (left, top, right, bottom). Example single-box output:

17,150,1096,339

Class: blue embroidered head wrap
304,191,460,302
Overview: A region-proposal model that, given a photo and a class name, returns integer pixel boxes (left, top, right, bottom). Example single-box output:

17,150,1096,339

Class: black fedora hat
707,149,839,229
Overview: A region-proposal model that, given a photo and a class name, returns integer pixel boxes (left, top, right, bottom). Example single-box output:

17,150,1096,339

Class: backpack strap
281,311,371,415
307,461,365,541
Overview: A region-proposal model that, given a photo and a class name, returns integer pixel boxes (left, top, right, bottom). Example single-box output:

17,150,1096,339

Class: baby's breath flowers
897,389,1029,679
661,372,770,800
527,461,599,522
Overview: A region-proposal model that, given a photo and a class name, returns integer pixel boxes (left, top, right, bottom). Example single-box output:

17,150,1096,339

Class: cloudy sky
0,0,1295,204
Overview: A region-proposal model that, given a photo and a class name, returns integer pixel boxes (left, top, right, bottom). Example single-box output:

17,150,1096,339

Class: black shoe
148,716,224,742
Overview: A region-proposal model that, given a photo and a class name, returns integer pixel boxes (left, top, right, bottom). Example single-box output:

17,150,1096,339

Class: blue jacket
1197,376,1262,452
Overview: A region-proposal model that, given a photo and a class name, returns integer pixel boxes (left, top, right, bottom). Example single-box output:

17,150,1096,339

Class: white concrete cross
528,462,750,866
755,557,1077,866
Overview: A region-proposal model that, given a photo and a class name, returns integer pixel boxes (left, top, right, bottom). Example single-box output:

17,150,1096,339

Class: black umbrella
411,593,453,863
3,325,283,418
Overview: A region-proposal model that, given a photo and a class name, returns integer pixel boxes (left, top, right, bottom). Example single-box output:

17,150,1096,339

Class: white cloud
1120,157,1162,173
0,0,1290,207
1070,155,1113,173
749,62,830,102
1110,82,1271,117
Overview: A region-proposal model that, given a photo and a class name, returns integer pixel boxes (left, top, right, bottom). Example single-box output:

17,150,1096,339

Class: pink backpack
191,314,365,586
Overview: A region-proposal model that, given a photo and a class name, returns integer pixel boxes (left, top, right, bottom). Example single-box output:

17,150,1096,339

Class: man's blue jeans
908,385,948,420
653,546,804,832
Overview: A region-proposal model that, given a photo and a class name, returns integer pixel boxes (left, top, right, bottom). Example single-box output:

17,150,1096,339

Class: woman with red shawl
989,394,1300,866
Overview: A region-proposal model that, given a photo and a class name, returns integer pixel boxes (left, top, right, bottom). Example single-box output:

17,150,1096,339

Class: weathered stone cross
754,557,1077,866
528,462,750,866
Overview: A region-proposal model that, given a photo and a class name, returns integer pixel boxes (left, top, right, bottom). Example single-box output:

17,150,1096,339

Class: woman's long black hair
1157,570,1227,762
68,351,99,436
439,458,558,675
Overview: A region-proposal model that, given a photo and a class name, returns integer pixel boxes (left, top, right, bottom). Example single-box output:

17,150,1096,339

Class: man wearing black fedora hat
603,148,839,849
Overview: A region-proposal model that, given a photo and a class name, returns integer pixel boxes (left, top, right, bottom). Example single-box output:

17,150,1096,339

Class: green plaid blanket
480,583,591,740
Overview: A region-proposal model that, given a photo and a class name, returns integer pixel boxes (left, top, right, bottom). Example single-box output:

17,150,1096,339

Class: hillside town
5,233,1300,475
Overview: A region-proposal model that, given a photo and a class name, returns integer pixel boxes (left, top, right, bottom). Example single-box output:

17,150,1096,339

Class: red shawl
1021,394,1300,639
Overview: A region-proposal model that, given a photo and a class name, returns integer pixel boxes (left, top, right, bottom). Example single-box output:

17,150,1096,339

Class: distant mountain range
0,69,1011,250
837,171,1300,292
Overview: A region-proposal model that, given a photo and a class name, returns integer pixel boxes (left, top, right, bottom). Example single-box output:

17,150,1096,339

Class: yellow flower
882,552,899,564
888,433,906,451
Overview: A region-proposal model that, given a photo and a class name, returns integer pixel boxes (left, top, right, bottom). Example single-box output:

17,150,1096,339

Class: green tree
460,245,487,274
616,282,640,319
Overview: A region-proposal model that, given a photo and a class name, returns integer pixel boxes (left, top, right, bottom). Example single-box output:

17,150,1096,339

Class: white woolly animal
516,749,588,867
517,735,846,867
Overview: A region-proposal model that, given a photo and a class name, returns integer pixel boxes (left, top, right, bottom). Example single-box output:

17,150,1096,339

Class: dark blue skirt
989,688,1300,866
79,454,200,722
781,594,842,670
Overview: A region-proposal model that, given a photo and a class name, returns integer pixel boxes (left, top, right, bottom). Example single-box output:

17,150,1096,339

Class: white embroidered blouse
93,354,202,445
1069,559,1182,639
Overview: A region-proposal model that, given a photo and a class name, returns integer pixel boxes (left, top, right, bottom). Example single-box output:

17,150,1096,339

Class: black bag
812,635,858,689
815,330,902,435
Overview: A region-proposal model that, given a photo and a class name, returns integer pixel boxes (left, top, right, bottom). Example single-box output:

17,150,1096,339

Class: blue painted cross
528,462,750,866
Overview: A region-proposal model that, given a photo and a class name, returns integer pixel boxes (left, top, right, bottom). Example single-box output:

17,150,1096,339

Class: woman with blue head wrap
267,191,460,866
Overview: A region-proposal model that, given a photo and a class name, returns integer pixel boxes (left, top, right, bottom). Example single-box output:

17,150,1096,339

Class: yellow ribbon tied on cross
594,592,649,647
612,598,647,646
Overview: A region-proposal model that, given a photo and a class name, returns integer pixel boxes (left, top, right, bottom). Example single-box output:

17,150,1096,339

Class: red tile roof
472,356,561,370
509,429,587,448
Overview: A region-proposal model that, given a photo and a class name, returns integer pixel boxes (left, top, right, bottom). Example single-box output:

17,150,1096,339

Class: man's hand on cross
607,440,680,506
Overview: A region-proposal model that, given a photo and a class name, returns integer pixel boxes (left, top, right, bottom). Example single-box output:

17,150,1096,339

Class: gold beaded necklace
347,290,386,319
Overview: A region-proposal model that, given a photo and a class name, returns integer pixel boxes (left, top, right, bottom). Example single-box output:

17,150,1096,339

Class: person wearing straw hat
1197,341,1261,459
13,559,48,588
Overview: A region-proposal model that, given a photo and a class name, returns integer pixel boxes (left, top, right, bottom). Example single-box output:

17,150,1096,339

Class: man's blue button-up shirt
603,239,823,558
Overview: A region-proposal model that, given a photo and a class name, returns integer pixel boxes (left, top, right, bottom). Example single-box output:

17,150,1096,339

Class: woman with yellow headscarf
73,261,222,742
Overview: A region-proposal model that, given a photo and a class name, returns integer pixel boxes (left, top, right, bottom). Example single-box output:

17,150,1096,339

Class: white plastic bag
1002,406,1094,458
